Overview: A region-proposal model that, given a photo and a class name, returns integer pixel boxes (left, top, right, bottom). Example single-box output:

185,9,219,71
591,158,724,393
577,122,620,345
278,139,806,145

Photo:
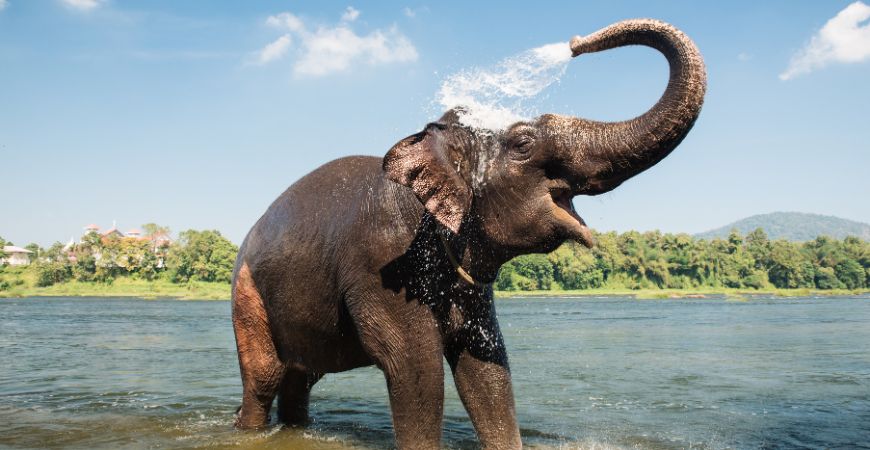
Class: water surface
1,295,868,449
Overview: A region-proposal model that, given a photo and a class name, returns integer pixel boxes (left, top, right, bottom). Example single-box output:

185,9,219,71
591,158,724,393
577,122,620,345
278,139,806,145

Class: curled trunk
568,19,707,194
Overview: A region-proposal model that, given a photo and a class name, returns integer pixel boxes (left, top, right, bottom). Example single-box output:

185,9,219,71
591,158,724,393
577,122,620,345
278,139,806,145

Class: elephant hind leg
277,370,323,426
232,263,285,429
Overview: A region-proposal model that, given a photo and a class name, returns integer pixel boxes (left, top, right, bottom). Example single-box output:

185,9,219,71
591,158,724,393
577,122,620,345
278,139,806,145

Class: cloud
294,25,417,76
256,7,418,77
737,52,752,61
0,0,8,12
256,34,292,65
61,0,104,11
780,1,870,80
341,6,360,22
266,12,305,33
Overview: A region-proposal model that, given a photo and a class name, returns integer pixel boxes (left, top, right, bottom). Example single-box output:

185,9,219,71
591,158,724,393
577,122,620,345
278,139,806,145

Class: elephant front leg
382,345,445,450
447,331,522,449
347,289,448,449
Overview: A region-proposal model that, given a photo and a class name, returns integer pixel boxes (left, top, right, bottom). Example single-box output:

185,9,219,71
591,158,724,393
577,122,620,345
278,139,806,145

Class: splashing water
436,42,573,131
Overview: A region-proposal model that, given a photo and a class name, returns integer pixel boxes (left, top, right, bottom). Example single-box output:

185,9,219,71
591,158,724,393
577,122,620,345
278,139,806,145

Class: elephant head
384,19,706,269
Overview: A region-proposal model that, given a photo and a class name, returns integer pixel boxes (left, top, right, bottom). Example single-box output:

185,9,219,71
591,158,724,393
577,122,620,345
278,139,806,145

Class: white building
2,246,33,266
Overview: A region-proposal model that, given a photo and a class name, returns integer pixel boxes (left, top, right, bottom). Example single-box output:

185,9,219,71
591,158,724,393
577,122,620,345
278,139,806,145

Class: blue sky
1,1,869,246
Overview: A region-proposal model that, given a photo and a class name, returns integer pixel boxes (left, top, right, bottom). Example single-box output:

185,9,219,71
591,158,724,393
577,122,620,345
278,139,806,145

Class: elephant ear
383,124,471,233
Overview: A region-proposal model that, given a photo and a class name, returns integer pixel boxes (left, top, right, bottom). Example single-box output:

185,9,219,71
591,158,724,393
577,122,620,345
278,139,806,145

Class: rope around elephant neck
438,233,492,288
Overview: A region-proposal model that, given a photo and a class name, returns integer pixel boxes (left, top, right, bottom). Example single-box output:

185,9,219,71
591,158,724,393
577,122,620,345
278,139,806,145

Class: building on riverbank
75,223,173,269
81,223,172,249
2,245,33,266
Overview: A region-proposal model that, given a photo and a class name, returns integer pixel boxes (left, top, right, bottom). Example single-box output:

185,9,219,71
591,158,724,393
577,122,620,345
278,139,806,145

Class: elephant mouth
550,187,595,248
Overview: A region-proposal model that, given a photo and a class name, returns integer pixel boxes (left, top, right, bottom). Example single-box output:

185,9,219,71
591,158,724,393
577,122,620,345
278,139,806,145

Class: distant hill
695,212,870,242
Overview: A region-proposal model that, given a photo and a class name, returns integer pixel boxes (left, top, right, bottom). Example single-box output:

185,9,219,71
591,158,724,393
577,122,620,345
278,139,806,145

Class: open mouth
549,187,595,248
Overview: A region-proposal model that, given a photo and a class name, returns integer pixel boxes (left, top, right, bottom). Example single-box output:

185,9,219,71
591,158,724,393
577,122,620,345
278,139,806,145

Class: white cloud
61,0,104,11
266,12,305,33
341,6,360,22
256,34,292,65
295,25,417,76
737,52,752,61
780,1,870,80
256,7,418,76
0,0,8,12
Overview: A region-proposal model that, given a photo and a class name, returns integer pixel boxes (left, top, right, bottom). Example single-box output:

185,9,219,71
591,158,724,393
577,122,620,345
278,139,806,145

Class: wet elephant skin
232,18,706,450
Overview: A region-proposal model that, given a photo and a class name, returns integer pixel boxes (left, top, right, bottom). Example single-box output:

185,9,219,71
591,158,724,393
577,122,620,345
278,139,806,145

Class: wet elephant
232,18,706,450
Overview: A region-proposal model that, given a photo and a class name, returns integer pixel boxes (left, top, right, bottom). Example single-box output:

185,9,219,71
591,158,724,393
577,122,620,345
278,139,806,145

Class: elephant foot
277,370,323,426
234,396,273,429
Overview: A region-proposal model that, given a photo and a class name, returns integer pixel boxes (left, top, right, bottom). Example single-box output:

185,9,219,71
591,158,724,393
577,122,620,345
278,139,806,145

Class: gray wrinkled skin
232,19,706,450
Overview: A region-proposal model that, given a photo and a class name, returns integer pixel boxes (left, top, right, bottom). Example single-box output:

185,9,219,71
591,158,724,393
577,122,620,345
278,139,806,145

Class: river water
1,295,868,449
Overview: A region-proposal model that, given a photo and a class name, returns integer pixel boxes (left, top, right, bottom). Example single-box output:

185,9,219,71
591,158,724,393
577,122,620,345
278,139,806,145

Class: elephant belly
272,315,373,374
260,273,374,374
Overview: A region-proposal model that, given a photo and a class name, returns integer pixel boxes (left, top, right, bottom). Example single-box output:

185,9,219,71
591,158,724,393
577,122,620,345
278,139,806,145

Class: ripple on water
2,296,870,448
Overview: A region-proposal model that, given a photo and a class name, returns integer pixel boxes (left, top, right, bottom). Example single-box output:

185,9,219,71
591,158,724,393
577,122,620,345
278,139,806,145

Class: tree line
3,227,868,291
1,226,238,287
496,228,869,291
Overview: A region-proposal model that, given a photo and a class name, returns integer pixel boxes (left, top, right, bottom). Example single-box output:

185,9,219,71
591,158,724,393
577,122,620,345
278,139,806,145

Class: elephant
231,18,706,449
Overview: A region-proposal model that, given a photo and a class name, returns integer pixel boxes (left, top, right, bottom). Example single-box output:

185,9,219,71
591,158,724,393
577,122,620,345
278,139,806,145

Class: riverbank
3,262,867,300
0,275,229,300
496,287,869,299
1,276,866,300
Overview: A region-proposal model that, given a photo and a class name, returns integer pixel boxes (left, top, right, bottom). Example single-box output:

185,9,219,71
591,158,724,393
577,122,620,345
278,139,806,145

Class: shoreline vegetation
0,277,231,300
0,283,866,301
2,226,868,301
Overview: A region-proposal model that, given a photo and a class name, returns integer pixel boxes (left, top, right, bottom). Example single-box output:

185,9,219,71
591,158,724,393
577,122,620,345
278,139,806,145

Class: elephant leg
347,295,445,450
277,370,323,426
232,263,285,429
382,348,445,450
447,335,521,449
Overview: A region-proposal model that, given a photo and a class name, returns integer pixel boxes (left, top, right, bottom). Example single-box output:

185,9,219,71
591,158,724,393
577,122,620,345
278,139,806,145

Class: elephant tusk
438,233,493,288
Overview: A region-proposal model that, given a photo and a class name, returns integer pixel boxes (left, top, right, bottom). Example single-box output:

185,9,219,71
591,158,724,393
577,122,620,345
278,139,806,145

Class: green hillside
696,212,870,242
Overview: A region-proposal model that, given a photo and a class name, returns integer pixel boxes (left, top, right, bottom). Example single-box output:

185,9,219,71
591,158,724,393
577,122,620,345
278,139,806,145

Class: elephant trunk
565,19,707,195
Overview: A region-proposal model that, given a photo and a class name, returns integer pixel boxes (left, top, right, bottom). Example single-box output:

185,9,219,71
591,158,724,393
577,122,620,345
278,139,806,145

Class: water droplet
436,42,572,131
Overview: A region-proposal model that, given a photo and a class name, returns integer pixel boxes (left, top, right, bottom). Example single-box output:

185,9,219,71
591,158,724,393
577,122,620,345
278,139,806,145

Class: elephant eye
509,135,534,160
515,137,532,148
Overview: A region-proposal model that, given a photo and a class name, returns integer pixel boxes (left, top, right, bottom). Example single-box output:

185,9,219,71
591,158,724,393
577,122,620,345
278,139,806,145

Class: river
1,295,868,449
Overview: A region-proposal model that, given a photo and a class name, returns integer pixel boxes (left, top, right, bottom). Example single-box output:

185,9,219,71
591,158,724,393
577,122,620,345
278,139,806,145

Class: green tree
24,243,42,263
73,255,98,282
713,230,756,288
81,231,102,249
549,244,604,289
591,231,623,285
42,242,66,263
767,240,814,288
168,230,239,283
495,264,518,291
142,223,171,238
494,264,537,291
663,233,705,288
745,228,771,270
814,266,843,290
500,254,555,290
35,261,72,287
835,259,865,289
